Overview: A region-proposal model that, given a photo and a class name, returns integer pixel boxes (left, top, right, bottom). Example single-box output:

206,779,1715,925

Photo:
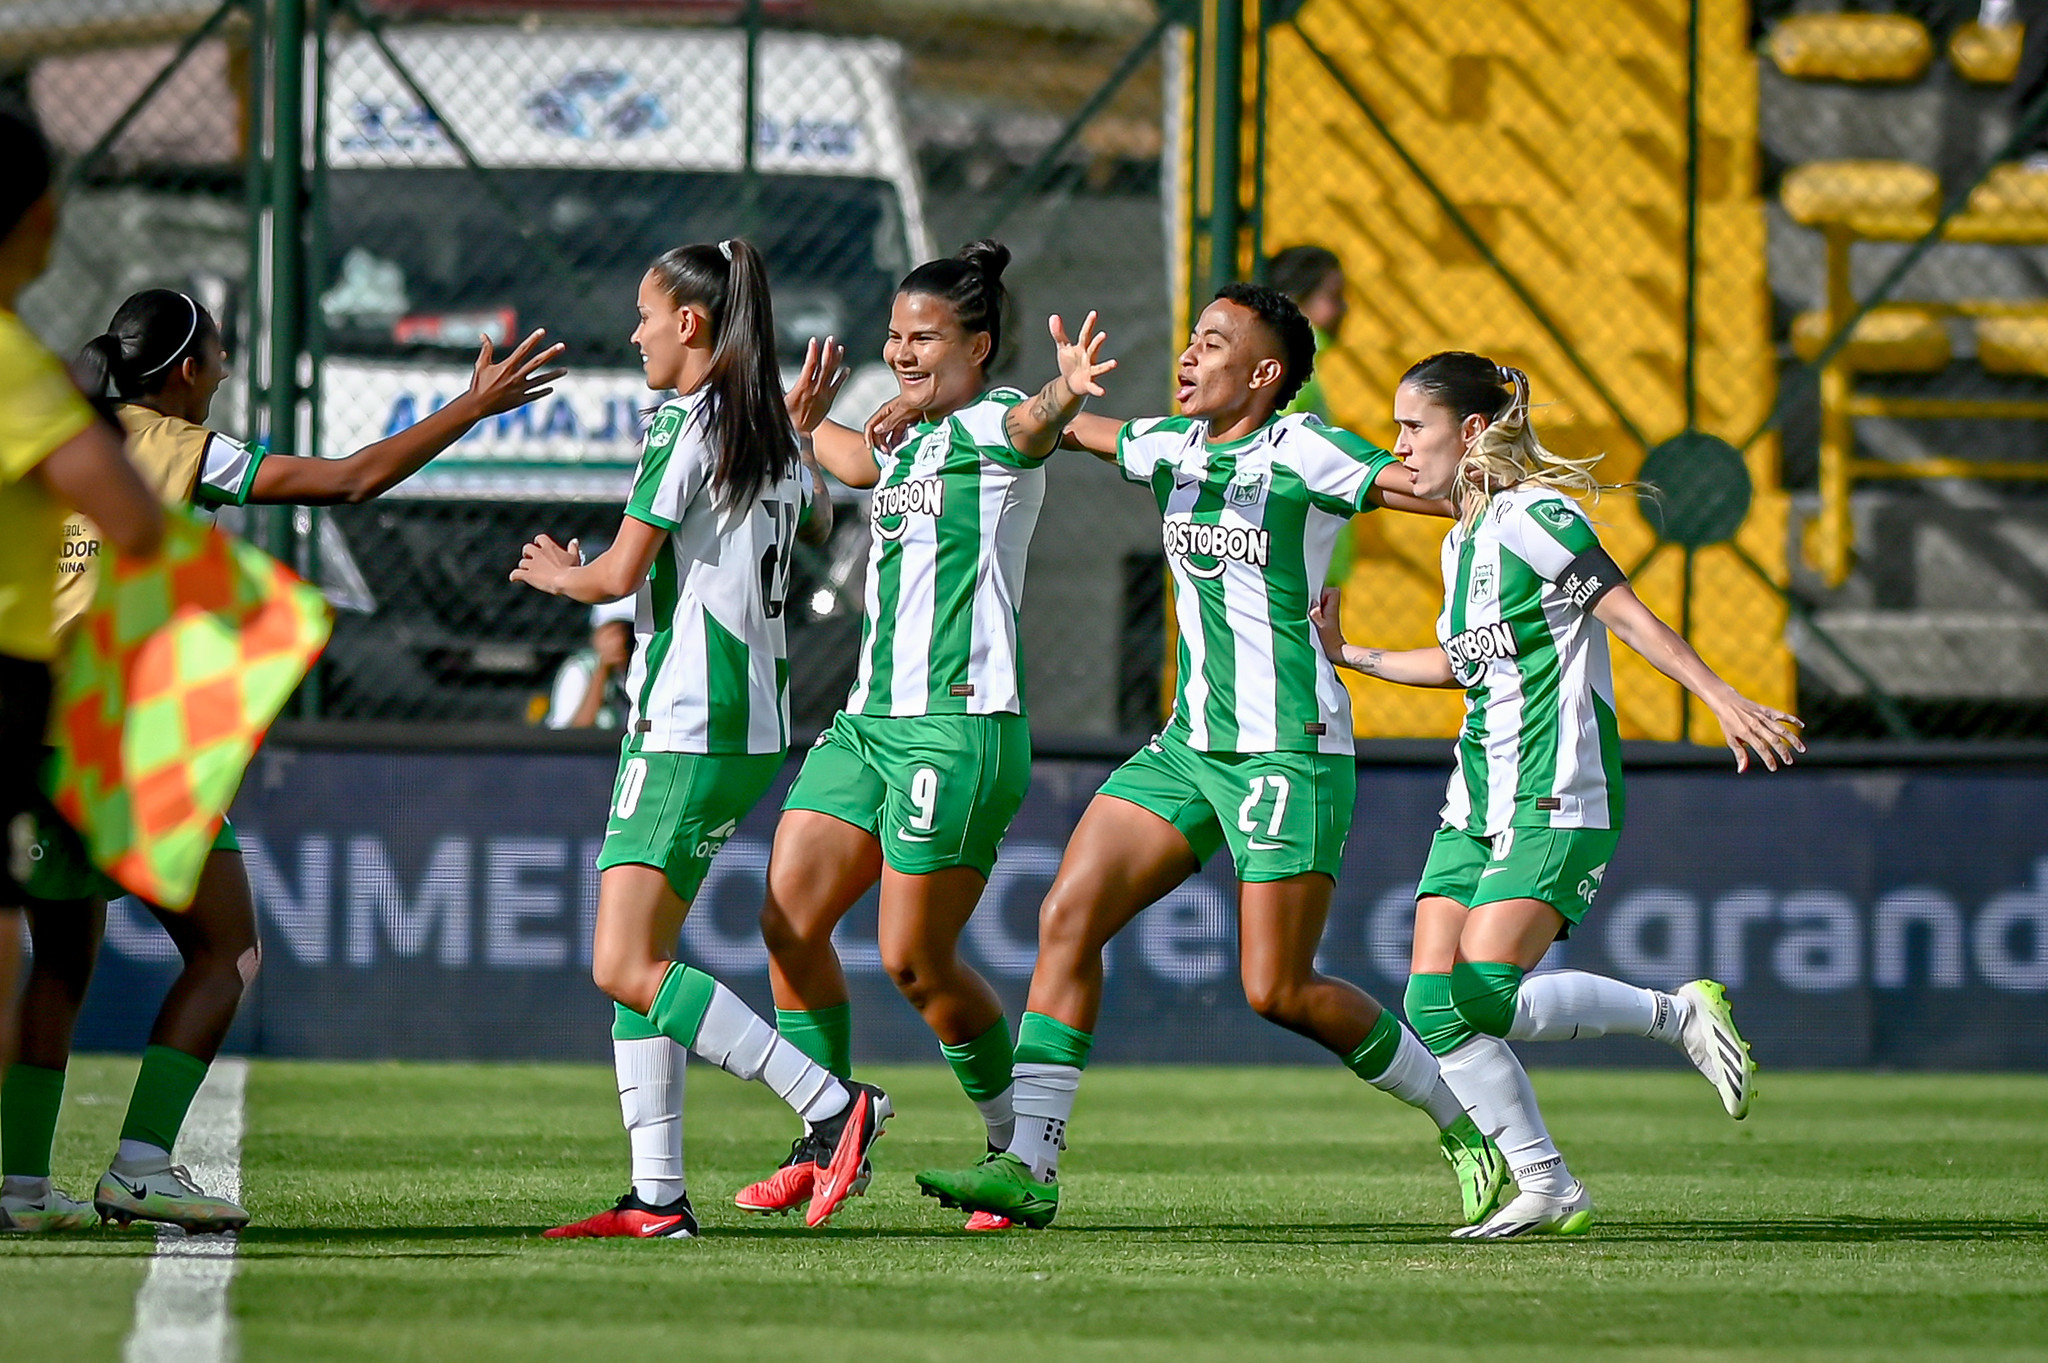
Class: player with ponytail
732,240,1115,1229
3,284,561,1236
1310,350,1802,1238
514,239,887,1238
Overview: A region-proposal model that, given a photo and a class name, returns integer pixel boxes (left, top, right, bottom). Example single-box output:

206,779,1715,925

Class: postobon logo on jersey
871,477,945,540
1162,520,1269,579
1444,620,1517,675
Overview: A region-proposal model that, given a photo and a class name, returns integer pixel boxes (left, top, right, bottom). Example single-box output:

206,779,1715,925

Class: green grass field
3,1059,2046,1361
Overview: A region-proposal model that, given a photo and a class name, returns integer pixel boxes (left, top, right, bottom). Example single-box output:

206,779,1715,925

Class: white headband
137,292,201,379
717,239,734,262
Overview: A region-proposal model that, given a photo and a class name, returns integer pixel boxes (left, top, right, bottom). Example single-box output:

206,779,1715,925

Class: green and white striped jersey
622,389,807,755
1118,412,1396,755
846,388,1046,717
1436,486,1626,834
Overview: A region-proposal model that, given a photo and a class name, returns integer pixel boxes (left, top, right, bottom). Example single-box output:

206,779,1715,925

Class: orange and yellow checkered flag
46,507,332,910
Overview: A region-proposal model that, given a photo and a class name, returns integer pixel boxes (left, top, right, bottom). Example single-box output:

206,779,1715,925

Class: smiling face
884,291,989,417
631,269,693,391
1392,380,1488,501
1175,299,1286,422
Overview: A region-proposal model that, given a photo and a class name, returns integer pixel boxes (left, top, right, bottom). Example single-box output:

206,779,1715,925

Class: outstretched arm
786,336,880,490
1366,460,1456,518
1060,411,1123,462
1002,313,1117,461
249,330,565,504
1592,584,1803,771
510,513,665,605
1309,587,1458,687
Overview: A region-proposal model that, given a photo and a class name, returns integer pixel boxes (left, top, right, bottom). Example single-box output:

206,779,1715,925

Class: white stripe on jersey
1222,483,1278,752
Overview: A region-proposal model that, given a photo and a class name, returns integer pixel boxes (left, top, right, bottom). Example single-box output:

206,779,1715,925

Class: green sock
1343,1009,1403,1082
1,1064,67,1179
939,1017,1015,1102
646,963,719,1048
612,1001,664,1041
1449,960,1526,1039
776,1003,853,1078
1014,1011,1093,1070
1404,972,1475,1057
119,1046,211,1154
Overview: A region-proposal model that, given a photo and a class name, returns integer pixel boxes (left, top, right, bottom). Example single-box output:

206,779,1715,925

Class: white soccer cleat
1676,979,1756,1120
1451,1181,1593,1240
95,1162,249,1235
0,1183,96,1233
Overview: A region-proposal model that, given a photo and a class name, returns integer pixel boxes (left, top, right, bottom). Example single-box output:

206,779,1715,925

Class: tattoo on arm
1359,648,1384,677
1008,378,1076,446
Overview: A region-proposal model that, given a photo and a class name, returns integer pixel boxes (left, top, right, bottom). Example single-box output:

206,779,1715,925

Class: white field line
123,1057,247,1363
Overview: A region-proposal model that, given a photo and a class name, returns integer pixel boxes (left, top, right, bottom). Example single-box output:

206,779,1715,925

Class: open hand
1309,586,1348,663
785,336,850,434
510,533,580,594
1050,311,1117,402
1708,692,1806,773
469,329,568,417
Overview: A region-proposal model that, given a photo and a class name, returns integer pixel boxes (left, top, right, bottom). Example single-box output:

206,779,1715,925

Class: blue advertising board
71,743,2048,1069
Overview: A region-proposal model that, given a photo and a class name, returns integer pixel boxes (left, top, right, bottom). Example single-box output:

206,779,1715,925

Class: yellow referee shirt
0,309,93,661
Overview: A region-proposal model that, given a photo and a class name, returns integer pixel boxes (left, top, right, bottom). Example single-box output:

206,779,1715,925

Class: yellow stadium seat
1791,306,1951,372
1950,22,2023,84
1956,162,2048,239
1780,160,1939,233
1768,14,1933,83
1977,316,2048,376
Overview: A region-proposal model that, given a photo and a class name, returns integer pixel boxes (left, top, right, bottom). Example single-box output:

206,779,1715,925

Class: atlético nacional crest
1469,561,1497,605
909,427,950,476
1225,468,1269,507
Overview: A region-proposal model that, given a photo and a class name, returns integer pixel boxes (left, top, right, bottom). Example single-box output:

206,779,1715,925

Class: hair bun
955,238,1012,284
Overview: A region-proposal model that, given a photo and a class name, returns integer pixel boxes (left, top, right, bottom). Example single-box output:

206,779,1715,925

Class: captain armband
1557,545,1625,611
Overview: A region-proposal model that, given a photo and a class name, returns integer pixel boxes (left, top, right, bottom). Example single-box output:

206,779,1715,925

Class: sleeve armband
1558,545,1625,611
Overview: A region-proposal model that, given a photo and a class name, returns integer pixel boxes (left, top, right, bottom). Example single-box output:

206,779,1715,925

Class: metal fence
15,0,2048,743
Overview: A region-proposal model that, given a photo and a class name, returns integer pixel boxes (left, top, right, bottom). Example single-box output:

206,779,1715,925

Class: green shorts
1098,727,1355,882
783,711,1031,877
1416,823,1622,930
596,740,783,900
24,797,240,905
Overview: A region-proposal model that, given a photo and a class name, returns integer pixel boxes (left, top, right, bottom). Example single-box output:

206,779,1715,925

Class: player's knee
1036,881,1101,959
1448,960,1523,1039
879,943,947,1008
1241,973,1309,1027
1404,973,1474,1055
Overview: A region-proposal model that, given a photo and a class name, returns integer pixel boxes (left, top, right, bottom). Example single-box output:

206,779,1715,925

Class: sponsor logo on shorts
1576,863,1607,905
1162,518,1269,580
691,818,739,860
1445,620,1517,678
872,477,944,540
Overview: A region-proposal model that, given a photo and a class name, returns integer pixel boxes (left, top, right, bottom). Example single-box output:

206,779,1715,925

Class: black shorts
0,653,52,906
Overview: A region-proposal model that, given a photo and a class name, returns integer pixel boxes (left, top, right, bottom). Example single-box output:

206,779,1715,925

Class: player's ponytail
74,288,217,401
1400,350,1615,527
898,238,1012,377
648,238,799,512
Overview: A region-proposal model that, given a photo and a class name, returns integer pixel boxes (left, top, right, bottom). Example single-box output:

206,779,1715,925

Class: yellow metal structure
1235,0,1792,742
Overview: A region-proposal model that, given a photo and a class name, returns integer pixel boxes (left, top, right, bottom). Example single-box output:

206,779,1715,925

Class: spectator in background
546,597,636,729
1267,244,1358,585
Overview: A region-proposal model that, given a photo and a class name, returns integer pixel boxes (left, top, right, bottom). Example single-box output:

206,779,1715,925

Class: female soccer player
1311,351,1802,1239
729,241,1114,1229
515,239,887,1239
915,284,1506,1231
0,110,165,1224
1,289,562,1235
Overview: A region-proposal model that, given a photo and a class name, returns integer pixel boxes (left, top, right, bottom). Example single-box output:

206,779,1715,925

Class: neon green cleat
1677,979,1757,1120
915,1152,1058,1230
1,1183,95,1233
1438,1114,1508,1225
95,1163,249,1235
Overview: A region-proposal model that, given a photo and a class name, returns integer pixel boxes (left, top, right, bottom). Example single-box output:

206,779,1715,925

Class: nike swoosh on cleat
635,1218,682,1237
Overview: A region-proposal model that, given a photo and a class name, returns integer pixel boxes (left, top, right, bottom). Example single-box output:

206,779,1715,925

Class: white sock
1511,970,1685,1043
690,982,850,1125
615,1036,686,1205
975,1085,1017,1150
113,1140,171,1174
1438,1035,1573,1196
1361,1025,1468,1130
1006,1062,1079,1182
2,1174,51,1200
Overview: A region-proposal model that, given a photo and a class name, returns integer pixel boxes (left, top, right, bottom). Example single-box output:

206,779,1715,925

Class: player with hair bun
915,285,1506,1232
2,285,562,1237
1310,350,1802,1238
734,239,1116,1230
